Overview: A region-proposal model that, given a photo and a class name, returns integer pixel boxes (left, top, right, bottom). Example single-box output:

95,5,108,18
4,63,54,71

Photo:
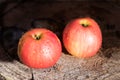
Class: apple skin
18,28,62,68
63,17,102,58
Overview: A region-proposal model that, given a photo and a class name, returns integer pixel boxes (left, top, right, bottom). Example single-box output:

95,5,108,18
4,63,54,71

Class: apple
18,28,62,68
63,17,102,58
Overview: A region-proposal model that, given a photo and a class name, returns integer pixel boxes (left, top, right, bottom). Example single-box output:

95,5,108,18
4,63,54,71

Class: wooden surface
0,42,120,80
0,1,120,80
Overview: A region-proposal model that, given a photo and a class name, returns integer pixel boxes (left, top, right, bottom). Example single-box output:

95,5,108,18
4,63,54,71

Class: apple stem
81,23,89,27
34,34,41,40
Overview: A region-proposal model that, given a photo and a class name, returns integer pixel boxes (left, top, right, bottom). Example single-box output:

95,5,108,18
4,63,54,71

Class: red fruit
18,28,62,68
63,17,102,58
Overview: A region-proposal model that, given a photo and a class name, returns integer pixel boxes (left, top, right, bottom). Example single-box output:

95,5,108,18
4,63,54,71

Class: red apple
63,17,102,58
18,28,62,68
